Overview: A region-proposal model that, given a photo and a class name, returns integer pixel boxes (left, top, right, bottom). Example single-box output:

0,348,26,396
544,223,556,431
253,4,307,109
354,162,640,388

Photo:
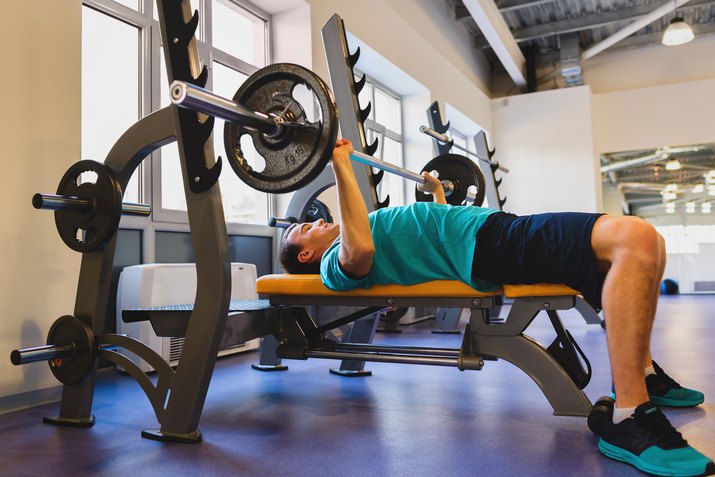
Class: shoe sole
598,439,714,476
650,395,705,407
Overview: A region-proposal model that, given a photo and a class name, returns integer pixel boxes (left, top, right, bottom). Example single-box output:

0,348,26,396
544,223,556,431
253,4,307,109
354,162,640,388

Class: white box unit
116,263,260,372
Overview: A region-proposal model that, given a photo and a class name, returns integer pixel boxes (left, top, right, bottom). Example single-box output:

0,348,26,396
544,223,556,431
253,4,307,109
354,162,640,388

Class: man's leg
590,216,713,476
591,215,660,408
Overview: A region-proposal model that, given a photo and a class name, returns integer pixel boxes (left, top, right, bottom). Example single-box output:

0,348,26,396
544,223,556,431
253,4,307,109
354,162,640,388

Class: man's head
279,219,340,274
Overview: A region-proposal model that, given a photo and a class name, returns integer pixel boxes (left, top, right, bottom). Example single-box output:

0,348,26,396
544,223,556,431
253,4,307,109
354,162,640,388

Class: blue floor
2,295,714,477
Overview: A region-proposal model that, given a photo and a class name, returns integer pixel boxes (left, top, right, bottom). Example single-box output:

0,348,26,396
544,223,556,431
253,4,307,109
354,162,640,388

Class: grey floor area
2,295,714,477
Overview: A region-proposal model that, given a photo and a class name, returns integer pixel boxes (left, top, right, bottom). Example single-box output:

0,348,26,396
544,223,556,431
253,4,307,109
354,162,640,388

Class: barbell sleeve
170,80,282,137
268,216,297,228
419,125,510,174
32,194,152,217
10,344,75,365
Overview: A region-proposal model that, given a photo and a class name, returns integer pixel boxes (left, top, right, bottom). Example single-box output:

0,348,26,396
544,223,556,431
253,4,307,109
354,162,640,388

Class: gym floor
2,295,714,477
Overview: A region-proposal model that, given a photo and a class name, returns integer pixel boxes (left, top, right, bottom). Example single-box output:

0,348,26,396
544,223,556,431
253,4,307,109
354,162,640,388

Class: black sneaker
598,401,714,476
647,361,705,407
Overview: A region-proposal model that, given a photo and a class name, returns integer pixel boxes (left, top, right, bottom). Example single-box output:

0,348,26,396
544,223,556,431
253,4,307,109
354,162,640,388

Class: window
83,0,272,226
450,130,476,158
358,75,404,205
81,5,141,203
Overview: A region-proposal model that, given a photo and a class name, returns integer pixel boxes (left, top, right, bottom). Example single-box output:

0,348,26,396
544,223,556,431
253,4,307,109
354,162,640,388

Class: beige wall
592,77,715,155
2,1,81,401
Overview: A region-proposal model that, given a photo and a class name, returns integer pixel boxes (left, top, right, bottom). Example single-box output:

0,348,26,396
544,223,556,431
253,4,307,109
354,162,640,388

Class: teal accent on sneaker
647,361,705,407
599,439,714,477
650,387,705,408
598,401,715,477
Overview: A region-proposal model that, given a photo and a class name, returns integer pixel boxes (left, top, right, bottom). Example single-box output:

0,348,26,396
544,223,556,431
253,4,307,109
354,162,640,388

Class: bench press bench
253,274,594,417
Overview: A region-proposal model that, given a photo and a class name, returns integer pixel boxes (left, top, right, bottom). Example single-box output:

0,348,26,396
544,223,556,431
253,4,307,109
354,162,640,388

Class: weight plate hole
76,171,98,186
75,228,97,243
291,83,321,124
238,136,266,174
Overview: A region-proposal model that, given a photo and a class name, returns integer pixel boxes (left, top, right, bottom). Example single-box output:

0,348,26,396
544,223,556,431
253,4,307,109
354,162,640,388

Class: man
280,139,714,477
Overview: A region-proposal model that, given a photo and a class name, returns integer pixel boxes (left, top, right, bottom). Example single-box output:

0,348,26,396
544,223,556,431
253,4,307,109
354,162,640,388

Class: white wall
490,86,600,214
2,1,81,402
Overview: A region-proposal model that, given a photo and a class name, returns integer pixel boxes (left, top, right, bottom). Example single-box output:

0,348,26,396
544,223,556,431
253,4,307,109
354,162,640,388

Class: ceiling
444,0,715,217
445,0,715,87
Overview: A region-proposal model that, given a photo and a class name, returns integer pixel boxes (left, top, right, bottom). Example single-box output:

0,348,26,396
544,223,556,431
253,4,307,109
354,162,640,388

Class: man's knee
594,216,662,271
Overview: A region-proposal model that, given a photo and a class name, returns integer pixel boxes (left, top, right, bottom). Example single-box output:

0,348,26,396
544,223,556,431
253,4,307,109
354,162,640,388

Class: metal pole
169,80,281,136
420,125,510,173
10,344,75,365
32,194,151,217
305,350,459,367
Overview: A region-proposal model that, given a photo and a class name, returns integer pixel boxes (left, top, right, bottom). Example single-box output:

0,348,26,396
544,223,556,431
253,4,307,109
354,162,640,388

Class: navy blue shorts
472,211,605,310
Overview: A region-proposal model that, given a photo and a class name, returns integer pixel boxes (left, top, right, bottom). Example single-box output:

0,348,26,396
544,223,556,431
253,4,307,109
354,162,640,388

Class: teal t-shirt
320,202,500,292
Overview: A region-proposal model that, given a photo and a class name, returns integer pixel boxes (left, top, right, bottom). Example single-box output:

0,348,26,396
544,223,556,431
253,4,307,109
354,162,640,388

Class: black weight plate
304,199,333,223
224,63,339,193
46,315,96,385
415,153,486,206
55,160,123,253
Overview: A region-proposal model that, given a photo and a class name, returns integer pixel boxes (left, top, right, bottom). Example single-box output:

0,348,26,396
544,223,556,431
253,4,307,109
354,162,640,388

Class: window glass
378,136,404,206
374,87,401,134
82,7,141,203
212,0,266,67
158,48,186,211
212,62,268,224
115,0,139,11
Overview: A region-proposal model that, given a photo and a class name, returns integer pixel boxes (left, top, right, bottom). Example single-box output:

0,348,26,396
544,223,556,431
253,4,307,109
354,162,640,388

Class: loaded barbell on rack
169,63,485,206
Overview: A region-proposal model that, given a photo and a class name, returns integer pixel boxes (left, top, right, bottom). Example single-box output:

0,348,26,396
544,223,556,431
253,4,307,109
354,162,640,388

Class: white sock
645,364,656,377
613,405,636,424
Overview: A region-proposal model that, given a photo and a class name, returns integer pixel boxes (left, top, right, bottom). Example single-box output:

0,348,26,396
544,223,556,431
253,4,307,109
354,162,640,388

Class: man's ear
297,248,314,264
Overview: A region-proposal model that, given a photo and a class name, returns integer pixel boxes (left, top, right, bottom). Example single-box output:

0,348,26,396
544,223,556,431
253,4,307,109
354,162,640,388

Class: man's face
286,219,340,264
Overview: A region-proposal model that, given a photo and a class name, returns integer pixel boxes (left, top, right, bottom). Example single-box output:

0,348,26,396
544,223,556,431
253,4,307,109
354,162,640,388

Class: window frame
358,73,405,205
82,0,276,253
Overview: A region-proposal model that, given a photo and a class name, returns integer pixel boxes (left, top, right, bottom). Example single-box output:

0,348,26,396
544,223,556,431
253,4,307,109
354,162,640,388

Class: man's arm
331,139,375,277
417,171,447,204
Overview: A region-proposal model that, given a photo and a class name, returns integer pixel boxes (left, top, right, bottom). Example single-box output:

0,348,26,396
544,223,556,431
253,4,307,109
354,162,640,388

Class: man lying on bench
279,138,713,477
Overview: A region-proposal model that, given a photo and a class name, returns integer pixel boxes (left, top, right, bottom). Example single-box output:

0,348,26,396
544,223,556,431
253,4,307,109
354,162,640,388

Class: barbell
419,125,510,174
169,63,485,206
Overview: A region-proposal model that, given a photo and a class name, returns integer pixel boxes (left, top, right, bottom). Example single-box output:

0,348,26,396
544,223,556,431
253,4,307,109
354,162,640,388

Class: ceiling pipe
600,152,669,173
581,0,691,61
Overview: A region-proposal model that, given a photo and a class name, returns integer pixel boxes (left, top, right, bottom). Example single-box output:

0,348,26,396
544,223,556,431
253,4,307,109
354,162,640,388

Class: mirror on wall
601,143,715,294
600,143,715,221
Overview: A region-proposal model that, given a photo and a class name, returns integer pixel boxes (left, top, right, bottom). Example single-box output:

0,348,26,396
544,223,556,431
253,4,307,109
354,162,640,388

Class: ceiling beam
496,0,556,13
462,0,527,87
473,0,715,47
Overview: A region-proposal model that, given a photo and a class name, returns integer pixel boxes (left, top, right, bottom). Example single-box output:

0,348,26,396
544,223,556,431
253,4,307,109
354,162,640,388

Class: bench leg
252,335,288,371
468,332,592,416
330,312,381,377
466,296,592,416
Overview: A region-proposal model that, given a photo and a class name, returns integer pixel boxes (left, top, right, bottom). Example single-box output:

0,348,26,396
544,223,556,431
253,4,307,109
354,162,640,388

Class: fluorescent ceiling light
665,159,681,170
